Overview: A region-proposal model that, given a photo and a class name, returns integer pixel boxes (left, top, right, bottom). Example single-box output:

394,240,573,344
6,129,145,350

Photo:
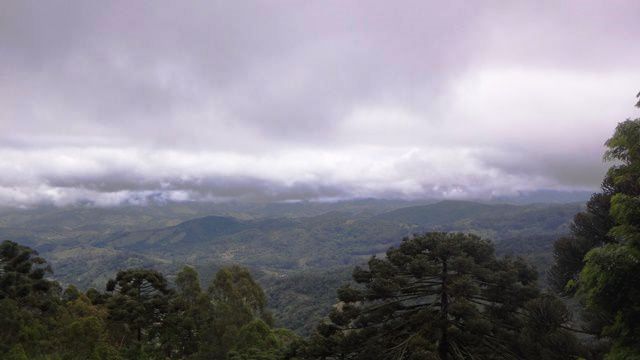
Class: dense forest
0,233,596,359
2,103,640,359
0,199,581,336
0,242,297,359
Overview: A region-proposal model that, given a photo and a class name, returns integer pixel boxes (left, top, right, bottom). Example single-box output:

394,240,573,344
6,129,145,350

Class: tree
0,241,122,358
0,240,56,312
208,265,272,324
517,295,584,359
550,96,640,358
57,294,121,360
105,268,173,354
0,242,297,359
161,266,210,358
197,265,275,359
307,232,563,359
228,319,297,360
548,187,616,294
0,241,63,356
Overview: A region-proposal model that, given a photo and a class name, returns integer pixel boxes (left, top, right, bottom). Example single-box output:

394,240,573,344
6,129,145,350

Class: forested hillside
0,234,591,359
0,201,581,336
0,240,296,359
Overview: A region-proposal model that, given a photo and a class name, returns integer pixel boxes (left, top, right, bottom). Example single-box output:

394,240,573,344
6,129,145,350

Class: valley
0,199,584,334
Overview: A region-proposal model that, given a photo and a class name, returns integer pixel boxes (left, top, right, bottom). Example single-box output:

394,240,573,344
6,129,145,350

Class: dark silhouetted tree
0,240,55,312
105,268,173,355
306,233,574,359
161,266,209,358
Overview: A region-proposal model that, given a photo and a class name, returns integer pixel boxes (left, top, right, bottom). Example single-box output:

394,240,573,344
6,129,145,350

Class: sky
1,0,639,207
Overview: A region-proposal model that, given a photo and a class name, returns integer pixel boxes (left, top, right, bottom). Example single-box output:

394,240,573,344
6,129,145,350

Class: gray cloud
1,1,639,206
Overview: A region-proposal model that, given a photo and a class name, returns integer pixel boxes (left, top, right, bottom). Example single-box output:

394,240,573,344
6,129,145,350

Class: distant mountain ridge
376,200,511,225
375,200,581,238
92,200,584,251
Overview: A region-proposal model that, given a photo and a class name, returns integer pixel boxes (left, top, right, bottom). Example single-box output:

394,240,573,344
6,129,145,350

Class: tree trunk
438,259,449,360
137,282,142,343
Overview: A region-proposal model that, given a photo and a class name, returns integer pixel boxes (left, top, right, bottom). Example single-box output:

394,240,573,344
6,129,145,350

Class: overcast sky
1,1,639,206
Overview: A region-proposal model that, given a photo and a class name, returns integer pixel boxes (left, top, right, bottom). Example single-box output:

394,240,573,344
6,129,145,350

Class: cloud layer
1,1,639,206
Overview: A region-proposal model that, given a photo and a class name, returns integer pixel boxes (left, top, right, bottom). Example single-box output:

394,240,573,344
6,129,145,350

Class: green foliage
306,233,581,359
1,199,580,334
551,102,640,357
0,298,39,354
1,200,579,290
0,240,56,311
0,197,596,358
195,265,283,359
263,266,353,335
209,265,271,325
4,345,29,360
604,343,640,360
57,301,121,360
609,193,640,245
578,118,640,355
227,319,294,359
1,234,581,359
518,295,583,359
604,119,640,164
579,245,640,354
0,242,297,359
160,266,208,357
105,268,173,351
549,236,596,294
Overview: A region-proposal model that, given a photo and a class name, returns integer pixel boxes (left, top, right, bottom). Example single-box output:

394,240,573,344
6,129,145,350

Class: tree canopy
305,233,582,359
550,97,640,358
0,241,295,359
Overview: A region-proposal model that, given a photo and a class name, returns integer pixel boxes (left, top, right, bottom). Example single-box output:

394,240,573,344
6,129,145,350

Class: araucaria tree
308,232,576,360
105,268,173,353
0,240,54,311
0,240,296,359
550,96,640,358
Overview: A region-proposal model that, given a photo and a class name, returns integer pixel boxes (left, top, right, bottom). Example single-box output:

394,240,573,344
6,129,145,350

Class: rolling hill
0,199,585,333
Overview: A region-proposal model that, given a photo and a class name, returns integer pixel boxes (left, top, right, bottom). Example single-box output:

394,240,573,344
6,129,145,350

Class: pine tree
105,268,173,354
517,295,583,359
308,232,549,359
0,240,55,311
